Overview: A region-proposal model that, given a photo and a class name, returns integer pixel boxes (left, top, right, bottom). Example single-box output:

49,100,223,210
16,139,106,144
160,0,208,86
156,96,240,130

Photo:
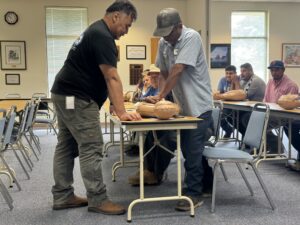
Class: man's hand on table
118,112,142,121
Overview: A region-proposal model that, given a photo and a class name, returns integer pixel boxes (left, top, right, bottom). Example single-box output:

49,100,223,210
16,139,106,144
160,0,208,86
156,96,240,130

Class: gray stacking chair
0,107,22,191
203,103,276,213
32,93,50,118
22,101,42,155
34,107,58,135
0,117,13,210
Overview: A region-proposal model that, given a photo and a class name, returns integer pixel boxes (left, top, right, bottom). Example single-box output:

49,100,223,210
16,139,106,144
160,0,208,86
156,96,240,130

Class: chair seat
203,147,253,161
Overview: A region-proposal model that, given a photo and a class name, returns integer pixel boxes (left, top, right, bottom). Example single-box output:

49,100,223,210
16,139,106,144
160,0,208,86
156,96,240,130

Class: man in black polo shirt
51,0,141,215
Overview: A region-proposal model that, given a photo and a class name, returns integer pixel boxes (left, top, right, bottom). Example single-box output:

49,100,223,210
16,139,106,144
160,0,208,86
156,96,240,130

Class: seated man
217,63,266,138
237,63,266,137
263,60,298,154
215,65,238,138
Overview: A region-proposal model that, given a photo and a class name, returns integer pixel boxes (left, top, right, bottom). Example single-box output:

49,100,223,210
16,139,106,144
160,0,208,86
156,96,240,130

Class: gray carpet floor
0,130,300,225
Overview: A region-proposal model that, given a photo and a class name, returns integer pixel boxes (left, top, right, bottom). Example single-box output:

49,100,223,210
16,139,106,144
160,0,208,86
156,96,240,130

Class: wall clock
4,11,18,25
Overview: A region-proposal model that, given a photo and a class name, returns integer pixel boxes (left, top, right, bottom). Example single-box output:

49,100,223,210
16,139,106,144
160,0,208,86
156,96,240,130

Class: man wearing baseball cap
147,8,214,211
264,60,299,155
264,60,298,102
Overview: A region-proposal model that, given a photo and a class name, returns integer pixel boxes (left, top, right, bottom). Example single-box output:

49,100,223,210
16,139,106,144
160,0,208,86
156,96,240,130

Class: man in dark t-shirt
51,0,141,215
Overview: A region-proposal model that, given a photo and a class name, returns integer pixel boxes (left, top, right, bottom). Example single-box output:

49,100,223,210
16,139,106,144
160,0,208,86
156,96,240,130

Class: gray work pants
51,94,107,207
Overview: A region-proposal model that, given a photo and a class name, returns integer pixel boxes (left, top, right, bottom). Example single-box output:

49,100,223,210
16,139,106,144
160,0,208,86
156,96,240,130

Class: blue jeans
181,110,213,196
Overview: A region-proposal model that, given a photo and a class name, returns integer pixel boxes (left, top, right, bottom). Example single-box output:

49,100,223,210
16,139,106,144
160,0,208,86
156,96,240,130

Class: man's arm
100,64,141,121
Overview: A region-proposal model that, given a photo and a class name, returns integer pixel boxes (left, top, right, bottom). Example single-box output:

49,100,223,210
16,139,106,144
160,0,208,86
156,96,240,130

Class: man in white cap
147,8,214,211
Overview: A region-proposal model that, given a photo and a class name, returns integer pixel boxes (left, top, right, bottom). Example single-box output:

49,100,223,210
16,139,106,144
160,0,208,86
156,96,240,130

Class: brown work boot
88,200,126,215
175,196,204,211
53,195,88,210
128,169,160,186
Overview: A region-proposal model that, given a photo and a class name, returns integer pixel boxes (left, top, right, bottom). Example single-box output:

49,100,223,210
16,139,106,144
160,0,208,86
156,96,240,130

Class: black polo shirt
51,19,117,108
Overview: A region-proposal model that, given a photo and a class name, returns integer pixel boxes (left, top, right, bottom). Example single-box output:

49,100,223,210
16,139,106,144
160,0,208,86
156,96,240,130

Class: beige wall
210,1,300,91
1,0,300,97
0,0,186,98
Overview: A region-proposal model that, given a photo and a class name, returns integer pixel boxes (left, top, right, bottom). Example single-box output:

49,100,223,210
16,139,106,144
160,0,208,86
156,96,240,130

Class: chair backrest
243,103,270,150
25,101,39,131
18,102,30,136
32,93,48,111
0,118,6,139
212,101,223,137
5,93,21,99
205,101,223,147
2,107,17,147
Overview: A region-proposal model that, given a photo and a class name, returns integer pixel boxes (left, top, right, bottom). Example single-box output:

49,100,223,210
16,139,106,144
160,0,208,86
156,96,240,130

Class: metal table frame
107,114,199,222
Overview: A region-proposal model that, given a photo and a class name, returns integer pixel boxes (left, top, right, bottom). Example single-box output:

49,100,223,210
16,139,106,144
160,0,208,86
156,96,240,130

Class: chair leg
29,129,42,153
249,162,276,210
50,123,58,135
10,145,30,180
236,163,254,196
0,154,21,191
18,141,34,168
23,135,39,160
15,143,33,171
219,163,228,181
211,160,219,213
0,178,13,210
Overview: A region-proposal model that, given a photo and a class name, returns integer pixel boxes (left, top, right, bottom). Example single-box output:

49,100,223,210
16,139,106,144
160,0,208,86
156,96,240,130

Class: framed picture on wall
282,43,300,67
0,41,26,70
126,45,146,60
210,44,231,68
5,73,20,85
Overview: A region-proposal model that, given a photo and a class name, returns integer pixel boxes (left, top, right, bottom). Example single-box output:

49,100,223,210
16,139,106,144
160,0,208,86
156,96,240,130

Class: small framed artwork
282,43,300,67
126,45,146,60
210,44,231,68
0,41,26,70
5,73,20,85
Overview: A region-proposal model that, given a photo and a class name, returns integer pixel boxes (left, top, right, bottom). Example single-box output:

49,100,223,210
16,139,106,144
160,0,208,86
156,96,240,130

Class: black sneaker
175,196,204,211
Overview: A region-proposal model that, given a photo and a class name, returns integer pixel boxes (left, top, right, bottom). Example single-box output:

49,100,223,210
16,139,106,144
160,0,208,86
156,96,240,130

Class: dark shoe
128,170,161,186
88,200,126,215
125,145,139,157
175,196,204,211
53,195,88,210
202,189,212,198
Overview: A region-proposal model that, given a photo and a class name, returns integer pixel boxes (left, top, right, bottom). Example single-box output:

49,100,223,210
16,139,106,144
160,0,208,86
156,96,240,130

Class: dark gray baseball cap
153,8,181,37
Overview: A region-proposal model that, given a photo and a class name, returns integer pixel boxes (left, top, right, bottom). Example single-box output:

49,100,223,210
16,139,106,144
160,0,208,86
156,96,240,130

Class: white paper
66,96,75,109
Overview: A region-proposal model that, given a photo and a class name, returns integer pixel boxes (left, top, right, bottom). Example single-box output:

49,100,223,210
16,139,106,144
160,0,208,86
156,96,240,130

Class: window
231,11,268,80
46,7,88,94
